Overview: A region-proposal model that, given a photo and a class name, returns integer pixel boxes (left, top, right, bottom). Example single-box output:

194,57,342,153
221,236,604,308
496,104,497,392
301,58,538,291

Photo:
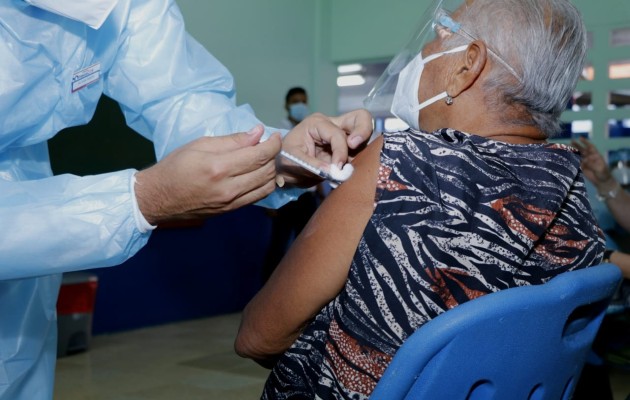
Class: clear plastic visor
363,0,519,114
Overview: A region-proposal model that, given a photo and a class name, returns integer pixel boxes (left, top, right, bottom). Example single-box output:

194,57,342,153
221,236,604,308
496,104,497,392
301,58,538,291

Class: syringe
279,150,342,185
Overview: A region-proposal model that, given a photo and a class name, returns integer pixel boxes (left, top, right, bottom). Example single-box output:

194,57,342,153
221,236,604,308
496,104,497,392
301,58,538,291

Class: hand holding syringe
278,150,354,187
255,114,370,188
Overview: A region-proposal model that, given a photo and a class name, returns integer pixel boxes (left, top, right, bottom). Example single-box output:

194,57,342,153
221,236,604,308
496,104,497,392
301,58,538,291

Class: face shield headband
363,0,521,115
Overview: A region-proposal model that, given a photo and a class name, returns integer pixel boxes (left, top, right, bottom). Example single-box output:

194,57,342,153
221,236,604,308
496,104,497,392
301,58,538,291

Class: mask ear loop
415,92,449,111
410,45,468,113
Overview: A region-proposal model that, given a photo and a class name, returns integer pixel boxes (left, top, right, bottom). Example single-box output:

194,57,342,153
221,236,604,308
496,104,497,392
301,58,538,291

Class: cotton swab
279,150,354,186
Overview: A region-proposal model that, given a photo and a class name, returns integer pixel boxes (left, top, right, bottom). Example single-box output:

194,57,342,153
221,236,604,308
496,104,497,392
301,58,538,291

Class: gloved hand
134,125,281,224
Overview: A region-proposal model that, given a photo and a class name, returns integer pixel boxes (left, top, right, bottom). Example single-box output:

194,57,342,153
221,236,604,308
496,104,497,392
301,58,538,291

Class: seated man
235,0,606,398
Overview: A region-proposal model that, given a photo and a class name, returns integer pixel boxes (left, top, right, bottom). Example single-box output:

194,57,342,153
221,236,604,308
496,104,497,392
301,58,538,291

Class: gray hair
445,0,587,137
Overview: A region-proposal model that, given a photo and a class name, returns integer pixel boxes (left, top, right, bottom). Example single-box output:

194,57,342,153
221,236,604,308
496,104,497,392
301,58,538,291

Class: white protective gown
0,0,301,398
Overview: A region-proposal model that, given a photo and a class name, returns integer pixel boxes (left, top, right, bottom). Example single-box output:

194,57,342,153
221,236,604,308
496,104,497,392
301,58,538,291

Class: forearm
105,0,300,210
0,170,150,280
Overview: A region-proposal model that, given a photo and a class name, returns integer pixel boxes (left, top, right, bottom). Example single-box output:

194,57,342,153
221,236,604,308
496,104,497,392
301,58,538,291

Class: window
559,120,592,139
611,27,630,47
609,60,630,80
581,63,594,81
570,91,592,111
608,90,630,110
608,119,630,138
608,148,630,188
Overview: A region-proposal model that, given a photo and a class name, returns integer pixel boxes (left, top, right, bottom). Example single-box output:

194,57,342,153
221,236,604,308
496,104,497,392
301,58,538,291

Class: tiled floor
55,312,630,400
54,313,268,400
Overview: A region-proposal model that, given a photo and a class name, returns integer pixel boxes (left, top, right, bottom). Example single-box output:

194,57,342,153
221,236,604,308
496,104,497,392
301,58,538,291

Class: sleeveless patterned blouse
262,129,606,399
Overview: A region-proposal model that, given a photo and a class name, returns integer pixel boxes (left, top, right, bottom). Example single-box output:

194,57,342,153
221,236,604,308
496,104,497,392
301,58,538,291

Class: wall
568,0,630,152
327,0,630,63
176,0,318,127
329,0,428,64
573,0,630,26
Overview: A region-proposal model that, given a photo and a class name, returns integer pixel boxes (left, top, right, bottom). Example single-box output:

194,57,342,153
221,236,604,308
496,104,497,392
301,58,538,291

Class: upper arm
236,135,384,360
106,1,268,158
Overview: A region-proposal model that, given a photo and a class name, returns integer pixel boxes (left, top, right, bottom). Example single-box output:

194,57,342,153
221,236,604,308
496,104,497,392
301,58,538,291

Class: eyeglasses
432,9,522,83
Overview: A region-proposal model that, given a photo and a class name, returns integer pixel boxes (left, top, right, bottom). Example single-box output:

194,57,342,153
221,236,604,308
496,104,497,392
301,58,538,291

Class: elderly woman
236,0,606,398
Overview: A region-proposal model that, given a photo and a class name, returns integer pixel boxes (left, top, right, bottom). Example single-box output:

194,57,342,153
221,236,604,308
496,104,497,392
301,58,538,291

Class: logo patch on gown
72,63,101,92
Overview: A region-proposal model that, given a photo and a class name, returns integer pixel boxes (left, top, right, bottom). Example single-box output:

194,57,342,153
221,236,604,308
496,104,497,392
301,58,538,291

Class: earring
445,95,454,105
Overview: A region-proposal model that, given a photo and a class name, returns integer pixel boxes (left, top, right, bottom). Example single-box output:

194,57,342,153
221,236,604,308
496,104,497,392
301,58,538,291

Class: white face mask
391,45,468,131
25,0,119,29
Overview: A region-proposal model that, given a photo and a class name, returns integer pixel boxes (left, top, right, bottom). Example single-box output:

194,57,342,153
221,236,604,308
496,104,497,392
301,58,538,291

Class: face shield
363,0,520,115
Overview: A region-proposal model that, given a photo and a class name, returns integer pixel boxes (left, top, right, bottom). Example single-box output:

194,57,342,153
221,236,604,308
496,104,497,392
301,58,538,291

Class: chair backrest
370,264,622,400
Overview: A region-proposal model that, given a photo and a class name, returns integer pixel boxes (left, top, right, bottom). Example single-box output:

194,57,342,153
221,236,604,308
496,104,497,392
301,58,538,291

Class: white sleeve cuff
130,172,157,233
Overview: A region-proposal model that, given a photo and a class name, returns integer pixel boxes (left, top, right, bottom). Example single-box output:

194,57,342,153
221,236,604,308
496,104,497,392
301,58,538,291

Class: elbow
236,301,306,367
234,330,258,359
234,328,282,369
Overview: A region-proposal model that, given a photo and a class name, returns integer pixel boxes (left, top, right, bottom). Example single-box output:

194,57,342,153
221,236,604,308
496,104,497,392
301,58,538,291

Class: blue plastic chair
370,264,622,400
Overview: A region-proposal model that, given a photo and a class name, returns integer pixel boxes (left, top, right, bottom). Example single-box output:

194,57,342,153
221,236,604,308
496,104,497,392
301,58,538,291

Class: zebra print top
262,129,605,400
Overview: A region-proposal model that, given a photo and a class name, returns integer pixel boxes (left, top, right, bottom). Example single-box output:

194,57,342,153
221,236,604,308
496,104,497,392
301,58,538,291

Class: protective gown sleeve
0,167,147,280
104,0,303,209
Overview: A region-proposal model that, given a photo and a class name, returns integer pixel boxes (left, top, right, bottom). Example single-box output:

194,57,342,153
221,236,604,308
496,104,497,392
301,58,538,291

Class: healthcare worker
0,0,372,398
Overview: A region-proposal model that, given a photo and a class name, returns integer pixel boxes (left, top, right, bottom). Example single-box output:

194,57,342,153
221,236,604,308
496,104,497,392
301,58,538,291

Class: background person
571,137,630,278
236,0,607,398
572,137,630,231
0,1,372,398
280,86,311,130
261,87,327,282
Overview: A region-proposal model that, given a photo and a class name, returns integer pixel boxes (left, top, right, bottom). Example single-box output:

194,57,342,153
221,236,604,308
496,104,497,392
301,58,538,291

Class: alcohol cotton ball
329,163,354,182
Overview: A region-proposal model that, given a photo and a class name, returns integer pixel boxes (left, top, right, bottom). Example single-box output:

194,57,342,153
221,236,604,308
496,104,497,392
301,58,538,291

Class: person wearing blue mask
236,0,609,399
0,1,373,398
263,87,325,283
280,87,311,130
